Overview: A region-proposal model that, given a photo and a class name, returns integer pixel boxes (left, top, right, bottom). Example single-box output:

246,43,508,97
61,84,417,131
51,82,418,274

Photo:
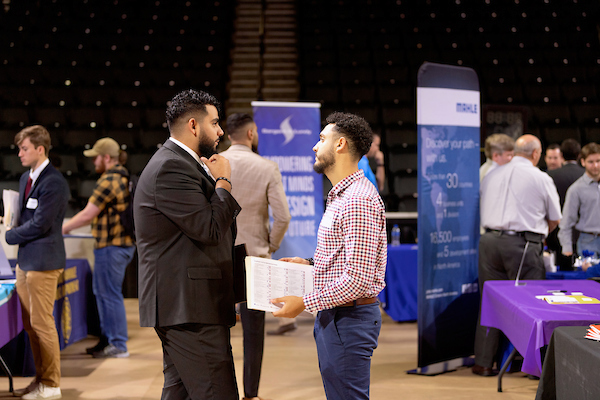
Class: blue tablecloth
546,270,588,280
379,244,418,322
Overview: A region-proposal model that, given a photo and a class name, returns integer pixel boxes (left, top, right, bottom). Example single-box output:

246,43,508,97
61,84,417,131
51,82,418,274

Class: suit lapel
163,139,215,186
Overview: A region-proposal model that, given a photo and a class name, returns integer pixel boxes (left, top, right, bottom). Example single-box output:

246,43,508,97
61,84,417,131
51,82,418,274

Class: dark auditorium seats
1,0,599,214
297,0,599,211
0,0,233,197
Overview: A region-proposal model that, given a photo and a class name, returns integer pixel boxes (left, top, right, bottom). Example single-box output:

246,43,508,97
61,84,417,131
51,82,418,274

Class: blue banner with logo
252,101,323,259
415,63,481,373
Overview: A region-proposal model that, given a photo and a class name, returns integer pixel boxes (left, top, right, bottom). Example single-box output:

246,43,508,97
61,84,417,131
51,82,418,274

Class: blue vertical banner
415,63,481,374
251,101,323,259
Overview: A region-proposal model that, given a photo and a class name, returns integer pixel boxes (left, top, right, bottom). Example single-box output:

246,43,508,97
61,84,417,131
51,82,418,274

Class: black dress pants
155,323,238,400
474,232,545,368
239,302,265,398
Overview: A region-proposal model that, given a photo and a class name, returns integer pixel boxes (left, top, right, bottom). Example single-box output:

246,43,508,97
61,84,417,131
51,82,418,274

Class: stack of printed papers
535,292,600,304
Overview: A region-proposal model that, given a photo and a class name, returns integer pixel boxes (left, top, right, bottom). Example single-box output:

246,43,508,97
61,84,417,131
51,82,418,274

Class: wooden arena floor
0,299,540,399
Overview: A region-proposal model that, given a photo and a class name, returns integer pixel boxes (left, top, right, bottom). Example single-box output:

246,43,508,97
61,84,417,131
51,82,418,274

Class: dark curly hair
326,112,373,160
166,89,221,131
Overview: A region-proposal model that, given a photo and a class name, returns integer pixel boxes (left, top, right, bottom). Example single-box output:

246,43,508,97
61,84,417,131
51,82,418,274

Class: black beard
197,136,218,158
198,142,216,158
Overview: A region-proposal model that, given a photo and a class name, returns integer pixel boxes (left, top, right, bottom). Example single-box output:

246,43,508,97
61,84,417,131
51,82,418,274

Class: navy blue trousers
314,302,381,400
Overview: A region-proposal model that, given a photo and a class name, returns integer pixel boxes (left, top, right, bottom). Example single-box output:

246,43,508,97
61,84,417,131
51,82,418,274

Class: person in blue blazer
5,125,69,400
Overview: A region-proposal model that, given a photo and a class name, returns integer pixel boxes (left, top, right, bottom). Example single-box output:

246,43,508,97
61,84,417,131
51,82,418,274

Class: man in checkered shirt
272,112,387,400
63,137,135,359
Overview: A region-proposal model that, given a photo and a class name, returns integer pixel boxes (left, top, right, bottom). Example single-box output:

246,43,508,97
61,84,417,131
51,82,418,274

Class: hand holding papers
245,256,313,313
2,190,20,229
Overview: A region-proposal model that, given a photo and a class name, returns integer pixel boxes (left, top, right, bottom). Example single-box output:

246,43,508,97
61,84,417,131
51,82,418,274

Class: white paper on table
3,189,20,229
245,256,314,313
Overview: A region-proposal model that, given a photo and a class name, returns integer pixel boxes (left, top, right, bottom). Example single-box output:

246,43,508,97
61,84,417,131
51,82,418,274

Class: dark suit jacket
134,140,241,328
548,163,585,208
5,163,69,271
547,163,585,266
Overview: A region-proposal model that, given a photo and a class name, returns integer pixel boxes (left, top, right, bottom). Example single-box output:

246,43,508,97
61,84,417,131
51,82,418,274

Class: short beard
313,150,334,175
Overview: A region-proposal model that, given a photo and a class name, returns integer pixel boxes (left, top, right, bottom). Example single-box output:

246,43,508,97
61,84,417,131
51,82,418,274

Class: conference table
535,325,600,400
0,259,95,391
379,244,418,322
480,280,600,391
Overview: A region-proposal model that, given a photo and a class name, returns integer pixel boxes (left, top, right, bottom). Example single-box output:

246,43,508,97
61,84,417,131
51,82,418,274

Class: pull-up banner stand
251,101,323,259
412,62,481,375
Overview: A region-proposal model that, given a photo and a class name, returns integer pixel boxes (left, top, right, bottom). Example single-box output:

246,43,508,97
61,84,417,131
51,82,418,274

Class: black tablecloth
536,326,600,400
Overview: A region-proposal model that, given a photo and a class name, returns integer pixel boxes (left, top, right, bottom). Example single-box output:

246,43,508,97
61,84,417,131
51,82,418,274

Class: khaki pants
16,266,63,388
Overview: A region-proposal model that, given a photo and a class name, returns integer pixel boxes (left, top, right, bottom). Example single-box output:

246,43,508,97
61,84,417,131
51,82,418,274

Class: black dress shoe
472,364,498,377
86,338,109,355
267,322,297,335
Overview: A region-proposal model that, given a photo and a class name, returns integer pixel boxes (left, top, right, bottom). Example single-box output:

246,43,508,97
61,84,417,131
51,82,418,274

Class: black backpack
115,169,138,240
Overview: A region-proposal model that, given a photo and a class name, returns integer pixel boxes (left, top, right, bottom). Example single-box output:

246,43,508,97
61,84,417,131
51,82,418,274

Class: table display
481,279,600,378
3,259,94,350
0,282,22,350
535,326,600,400
379,244,418,322
1,259,95,391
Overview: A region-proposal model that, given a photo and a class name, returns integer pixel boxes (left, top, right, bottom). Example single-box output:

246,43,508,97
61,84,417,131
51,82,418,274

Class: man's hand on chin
271,295,305,318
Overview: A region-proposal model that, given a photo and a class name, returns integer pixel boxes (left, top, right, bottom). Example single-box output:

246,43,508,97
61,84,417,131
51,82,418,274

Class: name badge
26,198,38,209
320,211,334,228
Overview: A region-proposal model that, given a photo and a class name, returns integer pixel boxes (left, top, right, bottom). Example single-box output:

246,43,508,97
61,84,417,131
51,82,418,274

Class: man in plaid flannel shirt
272,112,387,400
63,137,135,358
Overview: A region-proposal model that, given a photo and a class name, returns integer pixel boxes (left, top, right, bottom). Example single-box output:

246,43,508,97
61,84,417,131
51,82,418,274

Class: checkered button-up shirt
90,164,134,249
303,170,387,313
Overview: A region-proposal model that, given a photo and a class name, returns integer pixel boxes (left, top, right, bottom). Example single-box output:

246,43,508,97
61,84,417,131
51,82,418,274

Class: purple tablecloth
481,280,600,377
0,283,23,349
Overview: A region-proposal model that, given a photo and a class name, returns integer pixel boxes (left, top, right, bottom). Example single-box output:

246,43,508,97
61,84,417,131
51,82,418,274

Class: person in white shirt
479,133,514,183
475,134,561,377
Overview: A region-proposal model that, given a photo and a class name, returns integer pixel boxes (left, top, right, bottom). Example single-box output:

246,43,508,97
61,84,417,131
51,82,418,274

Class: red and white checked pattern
304,170,387,312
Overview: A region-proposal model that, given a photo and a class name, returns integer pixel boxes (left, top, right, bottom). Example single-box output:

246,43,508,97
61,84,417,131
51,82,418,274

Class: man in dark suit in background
5,125,69,400
134,89,241,400
547,138,585,270
548,139,585,207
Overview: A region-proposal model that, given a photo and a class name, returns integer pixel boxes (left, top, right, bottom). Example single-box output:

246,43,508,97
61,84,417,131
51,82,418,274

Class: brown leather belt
338,297,377,307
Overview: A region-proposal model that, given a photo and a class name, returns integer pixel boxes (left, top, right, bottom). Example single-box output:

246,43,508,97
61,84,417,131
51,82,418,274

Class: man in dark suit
547,138,585,270
134,89,241,400
5,125,69,399
548,139,585,207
